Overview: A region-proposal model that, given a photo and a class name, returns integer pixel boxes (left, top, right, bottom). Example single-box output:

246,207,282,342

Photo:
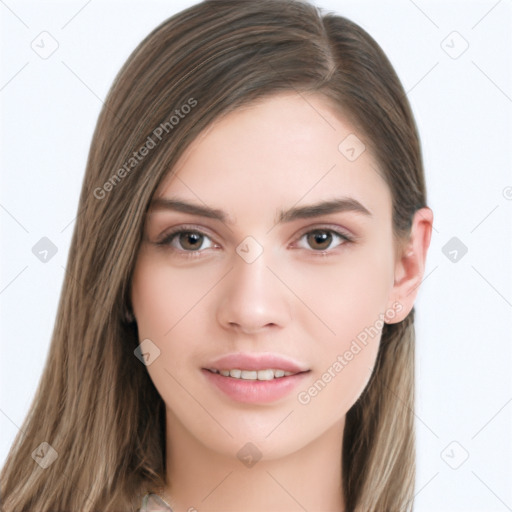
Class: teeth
256,369,273,381
211,368,295,380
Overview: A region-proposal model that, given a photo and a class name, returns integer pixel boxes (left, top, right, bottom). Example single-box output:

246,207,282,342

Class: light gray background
1,1,511,510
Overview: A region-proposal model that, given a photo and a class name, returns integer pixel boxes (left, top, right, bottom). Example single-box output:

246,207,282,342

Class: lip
202,369,309,403
202,352,310,404
204,352,309,373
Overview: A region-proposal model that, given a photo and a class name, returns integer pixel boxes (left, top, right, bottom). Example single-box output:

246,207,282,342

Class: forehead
155,92,392,225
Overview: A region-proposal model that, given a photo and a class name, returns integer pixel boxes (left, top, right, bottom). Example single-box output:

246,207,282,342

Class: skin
131,91,433,512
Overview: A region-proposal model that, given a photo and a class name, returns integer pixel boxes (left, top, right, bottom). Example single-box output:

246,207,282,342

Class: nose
216,244,291,335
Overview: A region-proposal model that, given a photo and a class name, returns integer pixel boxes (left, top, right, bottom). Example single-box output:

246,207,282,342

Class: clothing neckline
140,492,173,511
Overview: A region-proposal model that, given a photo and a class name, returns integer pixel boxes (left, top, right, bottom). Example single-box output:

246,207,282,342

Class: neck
162,408,346,512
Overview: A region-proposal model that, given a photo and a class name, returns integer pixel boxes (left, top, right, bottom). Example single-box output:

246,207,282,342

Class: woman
0,0,433,510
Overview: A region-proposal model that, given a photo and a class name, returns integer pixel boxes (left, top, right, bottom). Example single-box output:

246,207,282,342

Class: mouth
201,352,311,403
204,368,304,381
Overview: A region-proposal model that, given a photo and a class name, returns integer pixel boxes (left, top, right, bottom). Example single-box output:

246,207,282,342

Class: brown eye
306,230,333,251
296,228,352,253
158,228,214,253
176,231,204,251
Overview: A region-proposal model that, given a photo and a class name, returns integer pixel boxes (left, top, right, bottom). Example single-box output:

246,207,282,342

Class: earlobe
385,207,433,324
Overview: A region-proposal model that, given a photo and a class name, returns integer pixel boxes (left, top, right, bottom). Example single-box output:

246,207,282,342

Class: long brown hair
1,1,426,510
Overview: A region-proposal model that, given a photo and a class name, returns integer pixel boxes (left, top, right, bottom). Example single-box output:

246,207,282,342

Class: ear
385,207,434,323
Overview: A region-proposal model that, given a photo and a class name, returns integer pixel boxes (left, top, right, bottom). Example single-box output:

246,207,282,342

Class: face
131,92,403,461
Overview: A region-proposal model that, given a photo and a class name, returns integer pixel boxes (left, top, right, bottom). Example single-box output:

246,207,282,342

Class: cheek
295,337,379,427
131,252,218,340
130,255,210,416
130,253,224,400
292,261,387,420
289,246,392,415
279,243,394,341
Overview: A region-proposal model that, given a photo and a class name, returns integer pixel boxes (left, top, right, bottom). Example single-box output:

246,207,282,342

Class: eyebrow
149,196,372,225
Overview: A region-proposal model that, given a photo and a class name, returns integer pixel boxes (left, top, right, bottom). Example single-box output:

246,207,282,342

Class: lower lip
201,369,309,404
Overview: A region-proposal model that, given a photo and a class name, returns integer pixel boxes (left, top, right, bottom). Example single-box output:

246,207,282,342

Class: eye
155,225,354,258
156,227,216,255
294,227,353,253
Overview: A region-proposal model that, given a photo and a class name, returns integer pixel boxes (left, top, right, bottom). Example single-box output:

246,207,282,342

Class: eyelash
155,224,355,259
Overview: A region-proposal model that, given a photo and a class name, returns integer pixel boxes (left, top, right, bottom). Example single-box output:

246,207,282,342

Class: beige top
139,493,173,511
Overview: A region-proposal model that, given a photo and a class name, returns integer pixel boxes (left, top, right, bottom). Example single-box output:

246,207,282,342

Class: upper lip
204,353,310,373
